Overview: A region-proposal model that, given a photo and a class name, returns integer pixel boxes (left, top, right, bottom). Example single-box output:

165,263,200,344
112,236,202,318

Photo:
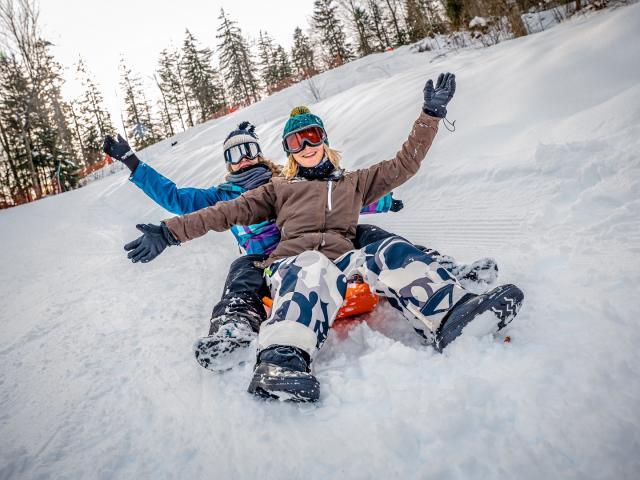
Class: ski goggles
224,142,262,164
282,126,327,154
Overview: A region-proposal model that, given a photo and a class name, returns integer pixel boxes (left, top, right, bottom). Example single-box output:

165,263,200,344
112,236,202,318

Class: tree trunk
0,117,25,200
21,125,40,198
154,73,174,137
69,103,88,165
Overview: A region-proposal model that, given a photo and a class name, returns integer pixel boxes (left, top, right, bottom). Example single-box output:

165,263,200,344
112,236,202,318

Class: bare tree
0,0,44,197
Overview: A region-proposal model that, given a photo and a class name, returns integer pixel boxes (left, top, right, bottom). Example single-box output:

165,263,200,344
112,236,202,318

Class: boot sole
436,284,524,352
193,335,254,373
247,363,320,402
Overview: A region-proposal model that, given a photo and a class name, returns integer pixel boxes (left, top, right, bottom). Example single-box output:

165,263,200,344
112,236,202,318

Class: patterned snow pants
259,236,468,358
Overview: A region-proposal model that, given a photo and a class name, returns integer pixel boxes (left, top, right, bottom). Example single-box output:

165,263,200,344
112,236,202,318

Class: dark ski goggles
224,142,262,164
282,126,326,154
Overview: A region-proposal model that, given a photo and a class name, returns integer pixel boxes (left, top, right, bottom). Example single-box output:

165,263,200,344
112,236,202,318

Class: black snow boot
435,284,524,352
193,312,258,373
247,345,320,403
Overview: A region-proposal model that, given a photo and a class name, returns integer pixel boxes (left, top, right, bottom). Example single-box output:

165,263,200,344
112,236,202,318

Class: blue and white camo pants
259,236,467,358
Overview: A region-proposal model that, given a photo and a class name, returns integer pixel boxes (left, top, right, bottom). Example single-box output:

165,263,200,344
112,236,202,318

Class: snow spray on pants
259,237,467,358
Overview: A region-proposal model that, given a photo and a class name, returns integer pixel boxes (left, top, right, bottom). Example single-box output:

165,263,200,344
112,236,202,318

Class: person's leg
354,224,400,249
209,254,269,334
248,250,347,402
258,250,347,357
339,235,467,342
355,224,498,288
344,235,523,350
194,254,269,372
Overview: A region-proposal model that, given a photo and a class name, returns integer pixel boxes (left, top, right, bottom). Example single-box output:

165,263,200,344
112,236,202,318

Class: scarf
227,164,273,190
297,157,335,180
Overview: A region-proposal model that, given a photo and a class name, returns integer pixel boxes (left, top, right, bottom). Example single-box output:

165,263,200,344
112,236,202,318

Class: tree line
0,0,596,208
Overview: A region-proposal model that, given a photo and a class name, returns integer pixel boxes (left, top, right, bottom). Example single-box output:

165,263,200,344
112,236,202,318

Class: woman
104,123,402,372
125,73,524,402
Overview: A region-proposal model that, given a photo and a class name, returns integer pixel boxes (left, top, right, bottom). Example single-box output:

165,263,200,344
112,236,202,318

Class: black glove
103,134,140,173
390,196,404,212
423,72,456,118
124,223,179,263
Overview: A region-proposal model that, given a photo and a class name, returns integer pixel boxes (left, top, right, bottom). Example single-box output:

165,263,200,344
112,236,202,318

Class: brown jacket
165,112,439,265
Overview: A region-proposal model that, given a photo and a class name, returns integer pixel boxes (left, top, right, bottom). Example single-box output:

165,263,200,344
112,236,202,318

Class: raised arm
104,134,224,214
357,73,455,206
129,163,224,214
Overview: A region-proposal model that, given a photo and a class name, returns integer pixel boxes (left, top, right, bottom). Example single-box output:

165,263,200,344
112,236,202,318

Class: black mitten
390,196,404,212
124,223,179,263
423,73,456,118
103,134,140,172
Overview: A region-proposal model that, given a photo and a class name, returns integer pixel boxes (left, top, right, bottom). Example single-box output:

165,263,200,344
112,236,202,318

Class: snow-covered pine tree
216,9,260,107
290,27,319,80
181,30,226,123
312,0,354,68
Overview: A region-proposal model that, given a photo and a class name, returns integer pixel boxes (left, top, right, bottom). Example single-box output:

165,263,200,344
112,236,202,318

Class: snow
2,4,640,478
469,16,488,28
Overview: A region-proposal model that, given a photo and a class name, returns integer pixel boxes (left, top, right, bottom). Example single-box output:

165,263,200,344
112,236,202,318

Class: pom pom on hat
289,106,311,117
224,120,261,152
237,121,257,136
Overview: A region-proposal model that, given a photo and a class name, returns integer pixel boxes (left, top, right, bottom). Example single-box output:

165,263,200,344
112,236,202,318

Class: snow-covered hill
2,5,640,478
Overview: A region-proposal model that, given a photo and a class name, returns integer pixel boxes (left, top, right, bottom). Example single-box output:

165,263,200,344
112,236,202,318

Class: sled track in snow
375,216,528,252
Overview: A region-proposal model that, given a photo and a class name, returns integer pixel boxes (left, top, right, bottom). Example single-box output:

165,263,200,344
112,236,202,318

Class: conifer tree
156,48,189,131
216,8,260,106
290,27,319,80
257,31,280,94
383,0,407,46
75,58,115,165
0,1,80,199
119,60,160,149
273,45,294,92
312,0,354,68
405,0,429,42
343,0,376,56
0,52,32,200
365,0,393,50
181,29,226,122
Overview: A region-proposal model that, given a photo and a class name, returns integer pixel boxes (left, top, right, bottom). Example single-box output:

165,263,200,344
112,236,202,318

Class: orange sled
263,279,379,320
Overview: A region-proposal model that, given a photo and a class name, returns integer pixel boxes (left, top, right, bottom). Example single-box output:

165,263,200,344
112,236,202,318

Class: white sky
39,0,316,134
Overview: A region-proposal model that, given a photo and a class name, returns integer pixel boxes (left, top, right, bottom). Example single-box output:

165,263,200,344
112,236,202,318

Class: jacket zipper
320,181,333,247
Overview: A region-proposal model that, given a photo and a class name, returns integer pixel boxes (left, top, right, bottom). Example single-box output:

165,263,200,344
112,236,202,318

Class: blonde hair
283,144,342,179
225,155,283,177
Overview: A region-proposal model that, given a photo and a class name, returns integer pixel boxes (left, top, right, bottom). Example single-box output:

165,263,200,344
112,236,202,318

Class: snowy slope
2,5,640,479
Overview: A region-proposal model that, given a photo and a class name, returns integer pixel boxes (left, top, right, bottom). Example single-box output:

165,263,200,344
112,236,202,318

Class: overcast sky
39,0,316,133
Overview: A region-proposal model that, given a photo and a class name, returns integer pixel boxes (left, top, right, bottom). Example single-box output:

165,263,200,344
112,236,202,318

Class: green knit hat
282,106,328,145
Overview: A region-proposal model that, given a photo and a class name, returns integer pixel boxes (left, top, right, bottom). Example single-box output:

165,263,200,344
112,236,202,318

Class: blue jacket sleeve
129,162,225,215
360,192,393,215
